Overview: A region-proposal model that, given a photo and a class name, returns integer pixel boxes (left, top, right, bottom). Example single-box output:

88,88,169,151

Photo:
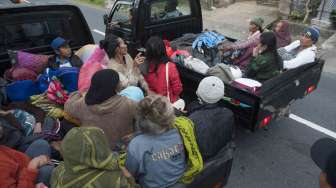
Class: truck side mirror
103,14,108,25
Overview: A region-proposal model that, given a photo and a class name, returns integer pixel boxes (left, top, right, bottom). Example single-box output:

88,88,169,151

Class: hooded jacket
51,127,137,188
64,92,137,150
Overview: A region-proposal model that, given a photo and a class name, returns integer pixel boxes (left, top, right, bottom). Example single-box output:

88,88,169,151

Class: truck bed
177,60,324,131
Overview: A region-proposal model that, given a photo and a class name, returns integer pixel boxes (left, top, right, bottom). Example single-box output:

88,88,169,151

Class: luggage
6,80,41,102
5,50,49,81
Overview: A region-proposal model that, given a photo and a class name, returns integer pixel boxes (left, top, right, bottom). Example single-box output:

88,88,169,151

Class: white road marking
92,29,105,36
23,0,31,3
290,114,336,139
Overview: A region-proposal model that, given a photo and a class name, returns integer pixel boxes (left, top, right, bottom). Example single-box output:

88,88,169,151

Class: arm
125,146,140,177
4,102,46,124
169,63,183,96
64,91,84,119
245,56,260,78
283,49,316,69
284,40,301,52
14,149,38,188
231,34,260,50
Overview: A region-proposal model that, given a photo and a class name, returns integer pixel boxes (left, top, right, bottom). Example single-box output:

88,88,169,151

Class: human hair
145,36,169,72
99,34,120,59
136,95,175,135
165,0,178,12
259,32,282,70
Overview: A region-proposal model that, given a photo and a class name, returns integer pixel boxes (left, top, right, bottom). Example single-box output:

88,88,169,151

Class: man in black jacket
188,76,234,161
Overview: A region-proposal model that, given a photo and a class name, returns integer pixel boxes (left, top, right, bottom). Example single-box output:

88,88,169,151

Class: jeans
25,139,54,186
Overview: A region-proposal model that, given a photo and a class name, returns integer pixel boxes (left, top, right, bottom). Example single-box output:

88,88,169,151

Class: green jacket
245,52,282,82
51,127,138,188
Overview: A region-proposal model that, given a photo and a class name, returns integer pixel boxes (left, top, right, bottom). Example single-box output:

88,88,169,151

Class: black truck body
105,0,324,131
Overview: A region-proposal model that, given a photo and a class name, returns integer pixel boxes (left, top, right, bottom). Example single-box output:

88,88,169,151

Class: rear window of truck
150,0,191,22
0,20,71,53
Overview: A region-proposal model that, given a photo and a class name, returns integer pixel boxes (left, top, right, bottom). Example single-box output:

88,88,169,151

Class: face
320,172,332,188
300,33,313,48
59,44,72,58
275,22,283,33
249,23,258,33
116,38,128,56
128,11,133,23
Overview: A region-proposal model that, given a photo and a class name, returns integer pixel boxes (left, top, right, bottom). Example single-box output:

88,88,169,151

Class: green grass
77,0,105,7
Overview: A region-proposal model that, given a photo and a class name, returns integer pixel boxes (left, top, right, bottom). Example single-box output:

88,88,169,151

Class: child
48,37,83,70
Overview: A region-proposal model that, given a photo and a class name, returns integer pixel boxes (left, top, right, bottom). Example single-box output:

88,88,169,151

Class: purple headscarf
274,20,292,48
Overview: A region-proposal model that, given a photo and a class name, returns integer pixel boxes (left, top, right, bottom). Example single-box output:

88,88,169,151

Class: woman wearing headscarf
220,17,265,70
65,69,137,151
274,20,292,48
51,127,137,188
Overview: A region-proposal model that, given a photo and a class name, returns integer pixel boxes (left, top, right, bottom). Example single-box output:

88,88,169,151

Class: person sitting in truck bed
274,20,292,48
187,76,235,161
142,36,183,103
220,17,264,70
65,69,137,151
103,34,149,93
278,26,319,70
125,95,187,188
245,32,283,82
162,0,183,19
47,37,83,70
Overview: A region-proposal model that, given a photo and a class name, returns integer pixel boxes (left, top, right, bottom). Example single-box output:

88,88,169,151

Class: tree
303,0,313,23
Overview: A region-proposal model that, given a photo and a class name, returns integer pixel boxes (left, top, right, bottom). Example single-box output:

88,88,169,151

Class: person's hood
87,95,130,115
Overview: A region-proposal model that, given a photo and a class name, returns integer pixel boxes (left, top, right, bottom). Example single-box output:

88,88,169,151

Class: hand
253,46,260,57
134,53,145,66
0,110,12,116
51,141,62,152
28,155,51,171
36,183,48,188
33,122,42,134
221,45,232,52
108,22,120,29
120,166,132,178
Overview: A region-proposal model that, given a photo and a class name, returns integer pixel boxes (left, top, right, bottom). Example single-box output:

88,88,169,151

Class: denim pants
25,139,54,186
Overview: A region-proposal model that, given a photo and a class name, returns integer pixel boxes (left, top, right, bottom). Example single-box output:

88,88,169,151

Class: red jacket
144,62,183,103
0,146,37,188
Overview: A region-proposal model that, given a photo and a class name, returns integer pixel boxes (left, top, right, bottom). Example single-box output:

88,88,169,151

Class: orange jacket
0,146,37,188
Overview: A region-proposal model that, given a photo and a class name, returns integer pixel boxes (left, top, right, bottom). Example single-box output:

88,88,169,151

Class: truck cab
104,0,202,55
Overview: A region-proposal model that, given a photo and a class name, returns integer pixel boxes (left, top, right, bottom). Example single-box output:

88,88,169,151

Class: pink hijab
275,20,292,48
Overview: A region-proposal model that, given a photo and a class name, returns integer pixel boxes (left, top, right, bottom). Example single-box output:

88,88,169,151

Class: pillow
8,50,49,74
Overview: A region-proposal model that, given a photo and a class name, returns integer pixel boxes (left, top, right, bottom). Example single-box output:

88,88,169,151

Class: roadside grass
76,0,105,7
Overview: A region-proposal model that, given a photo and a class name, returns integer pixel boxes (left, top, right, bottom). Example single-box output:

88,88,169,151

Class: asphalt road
10,0,336,187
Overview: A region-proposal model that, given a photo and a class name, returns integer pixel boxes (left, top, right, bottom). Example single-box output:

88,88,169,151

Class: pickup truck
104,0,325,131
0,3,233,188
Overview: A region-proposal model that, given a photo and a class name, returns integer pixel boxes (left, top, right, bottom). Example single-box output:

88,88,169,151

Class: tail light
231,99,241,105
306,85,316,94
259,115,272,128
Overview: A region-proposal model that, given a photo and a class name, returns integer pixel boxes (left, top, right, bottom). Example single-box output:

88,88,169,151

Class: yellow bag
173,116,203,184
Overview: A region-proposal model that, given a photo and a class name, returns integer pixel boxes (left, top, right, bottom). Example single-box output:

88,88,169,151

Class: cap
51,37,69,51
196,76,225,104
303,26,320,43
